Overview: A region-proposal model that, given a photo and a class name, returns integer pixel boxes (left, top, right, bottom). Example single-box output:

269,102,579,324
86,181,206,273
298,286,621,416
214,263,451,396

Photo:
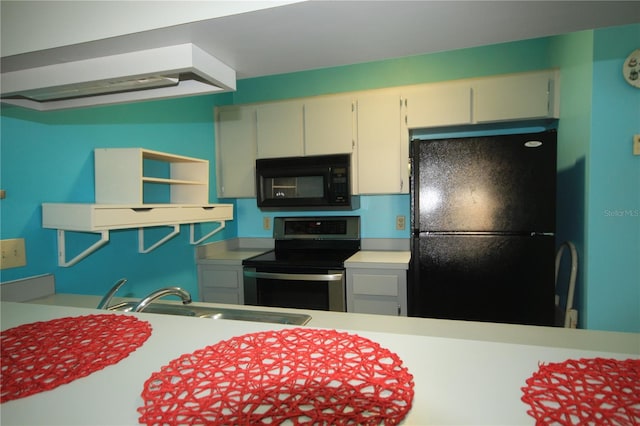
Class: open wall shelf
42,148,233,267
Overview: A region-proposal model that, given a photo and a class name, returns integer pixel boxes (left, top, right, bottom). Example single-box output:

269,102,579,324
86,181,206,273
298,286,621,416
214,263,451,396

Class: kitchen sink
106,302,312,325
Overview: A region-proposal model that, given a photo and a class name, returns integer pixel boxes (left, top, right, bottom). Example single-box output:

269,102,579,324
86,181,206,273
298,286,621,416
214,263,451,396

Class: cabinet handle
131,208,153,212
244,271,343,282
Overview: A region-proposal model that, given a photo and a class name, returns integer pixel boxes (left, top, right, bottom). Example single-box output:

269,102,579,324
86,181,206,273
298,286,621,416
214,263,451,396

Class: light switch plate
263,217,271,230
1,238,27,269
633,134,640,156
396,215,406,230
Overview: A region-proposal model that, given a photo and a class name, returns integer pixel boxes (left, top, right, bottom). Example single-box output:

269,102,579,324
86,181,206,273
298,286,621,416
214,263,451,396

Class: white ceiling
2,1,639,80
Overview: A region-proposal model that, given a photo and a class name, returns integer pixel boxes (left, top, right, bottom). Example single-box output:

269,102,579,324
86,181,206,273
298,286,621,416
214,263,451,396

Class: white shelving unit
95,148,209,204
43,148,233,267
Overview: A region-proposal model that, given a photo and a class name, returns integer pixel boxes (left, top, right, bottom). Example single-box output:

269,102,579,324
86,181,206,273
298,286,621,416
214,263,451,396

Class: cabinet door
198,264,244,304
473,70,555,123
404,81,472,129
346,269,407,316
304,95,355,156
356,90,408,194
215,105,257,198
256,100,304,159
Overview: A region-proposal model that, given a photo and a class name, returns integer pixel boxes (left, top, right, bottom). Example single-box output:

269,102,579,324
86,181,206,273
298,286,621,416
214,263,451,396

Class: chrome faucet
133,286,192,312
97,278,128,309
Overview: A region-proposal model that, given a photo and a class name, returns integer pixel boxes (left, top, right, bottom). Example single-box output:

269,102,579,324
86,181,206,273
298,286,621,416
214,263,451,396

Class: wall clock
623,48,640,88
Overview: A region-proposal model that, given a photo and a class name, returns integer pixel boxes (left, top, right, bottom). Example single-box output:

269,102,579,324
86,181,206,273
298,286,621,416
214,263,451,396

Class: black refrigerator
409,130,557,326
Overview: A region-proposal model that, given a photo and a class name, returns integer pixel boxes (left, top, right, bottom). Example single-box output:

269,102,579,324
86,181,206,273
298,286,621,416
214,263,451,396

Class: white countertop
196,239,412,268
2,298,638,425
345,250,411,269
196,248,267,265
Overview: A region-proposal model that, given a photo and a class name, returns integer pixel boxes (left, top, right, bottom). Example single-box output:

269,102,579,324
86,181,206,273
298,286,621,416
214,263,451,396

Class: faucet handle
97,278,128,309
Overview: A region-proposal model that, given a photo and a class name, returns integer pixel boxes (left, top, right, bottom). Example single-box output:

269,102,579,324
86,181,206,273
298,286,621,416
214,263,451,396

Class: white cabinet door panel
404,82,472,128
216,105,256,198
474,71,554,123
356,90,406,194
304,95,355,156
256,100,304,159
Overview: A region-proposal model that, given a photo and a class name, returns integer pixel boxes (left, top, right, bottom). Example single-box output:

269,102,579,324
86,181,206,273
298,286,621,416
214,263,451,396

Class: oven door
243,267,346,312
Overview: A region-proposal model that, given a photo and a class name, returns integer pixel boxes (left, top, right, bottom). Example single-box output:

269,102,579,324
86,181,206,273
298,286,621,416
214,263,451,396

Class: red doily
1,314,152,403
521,357,640,425
138,328,414,425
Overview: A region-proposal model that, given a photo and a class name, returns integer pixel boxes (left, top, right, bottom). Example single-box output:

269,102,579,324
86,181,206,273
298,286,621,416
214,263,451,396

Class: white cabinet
304,94,355,156
355,89,408,194
473,69,559,123
256,100,304,159
404,70,558,128
346,268,407,316
198,264,244,304
95,148,209,204
215,105,257,198
403,81,472,128
213,69,559,197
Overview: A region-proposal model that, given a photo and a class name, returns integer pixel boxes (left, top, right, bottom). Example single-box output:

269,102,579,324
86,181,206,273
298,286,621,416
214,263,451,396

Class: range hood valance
0,43,236,111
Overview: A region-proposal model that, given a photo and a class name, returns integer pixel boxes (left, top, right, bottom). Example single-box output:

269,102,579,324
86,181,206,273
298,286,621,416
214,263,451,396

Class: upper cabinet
403,80,472,129
214,69,559,198
215,105,257,198
256,100,304,159
356,89,408,195
473,69,559,123
304,94,355,156
402,69,559,129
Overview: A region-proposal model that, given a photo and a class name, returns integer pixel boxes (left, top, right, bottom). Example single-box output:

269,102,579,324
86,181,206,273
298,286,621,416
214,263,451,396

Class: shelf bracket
138,224,180,253
57,229,110,267
189,221,226,245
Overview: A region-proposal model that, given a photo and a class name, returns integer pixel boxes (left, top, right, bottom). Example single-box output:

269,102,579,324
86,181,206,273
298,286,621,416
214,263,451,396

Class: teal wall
586,24,640,332
1,96,236,299
549,30,594,330
1,26,637,332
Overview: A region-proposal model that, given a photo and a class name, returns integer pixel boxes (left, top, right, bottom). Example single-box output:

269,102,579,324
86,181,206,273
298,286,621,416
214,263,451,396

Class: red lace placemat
138,327,414,425
521,357,640,425
1,314,152,403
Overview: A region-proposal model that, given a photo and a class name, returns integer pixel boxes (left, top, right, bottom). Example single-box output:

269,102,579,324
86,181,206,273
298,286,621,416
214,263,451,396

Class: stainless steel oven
242,216,360,312
243,268,346,311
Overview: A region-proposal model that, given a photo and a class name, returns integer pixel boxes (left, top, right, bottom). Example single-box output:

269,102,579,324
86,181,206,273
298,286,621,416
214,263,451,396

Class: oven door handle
244,271,343,282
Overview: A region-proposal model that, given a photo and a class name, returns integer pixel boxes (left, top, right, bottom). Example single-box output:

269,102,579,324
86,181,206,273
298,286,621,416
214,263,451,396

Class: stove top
243,248,359,269
243,216,360,270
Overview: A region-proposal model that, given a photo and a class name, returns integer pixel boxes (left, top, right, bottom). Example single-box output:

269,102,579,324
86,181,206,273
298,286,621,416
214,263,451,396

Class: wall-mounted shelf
43,148,234,267
43,203,233,267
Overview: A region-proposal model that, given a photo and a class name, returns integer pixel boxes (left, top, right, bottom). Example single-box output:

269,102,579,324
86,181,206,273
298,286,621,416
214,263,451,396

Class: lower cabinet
197,264,244,304
346,268,407,316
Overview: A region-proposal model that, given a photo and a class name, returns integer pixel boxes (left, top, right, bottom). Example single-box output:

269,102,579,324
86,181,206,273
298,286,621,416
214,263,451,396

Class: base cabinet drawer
346,268,407,316
198,264,244,304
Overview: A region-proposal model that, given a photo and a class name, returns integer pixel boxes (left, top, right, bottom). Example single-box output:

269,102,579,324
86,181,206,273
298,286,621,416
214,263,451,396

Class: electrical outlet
0,238,27,269
263,217,271,230
633,134,640,156
396,215,406,230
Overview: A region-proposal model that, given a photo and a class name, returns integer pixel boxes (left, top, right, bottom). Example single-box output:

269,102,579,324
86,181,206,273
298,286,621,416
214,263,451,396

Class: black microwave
255,153,359,210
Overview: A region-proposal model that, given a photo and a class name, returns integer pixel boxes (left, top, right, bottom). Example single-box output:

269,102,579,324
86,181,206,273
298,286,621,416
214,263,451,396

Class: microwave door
255,153,356,210
258,168,330,208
